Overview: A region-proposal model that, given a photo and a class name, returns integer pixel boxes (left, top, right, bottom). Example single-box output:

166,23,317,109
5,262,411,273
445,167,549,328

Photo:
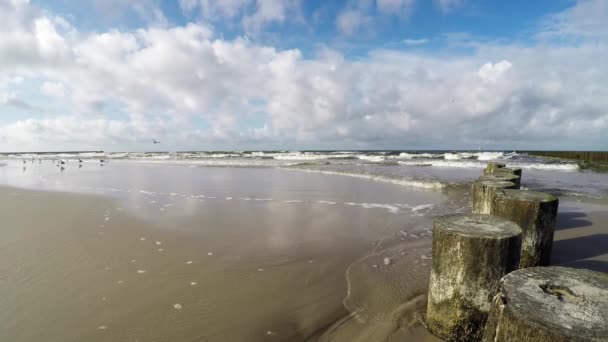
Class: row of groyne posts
424,162,608,342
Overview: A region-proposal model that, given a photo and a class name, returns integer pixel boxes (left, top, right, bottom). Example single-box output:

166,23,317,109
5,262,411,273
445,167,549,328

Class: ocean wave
272,152,355,160
396,152,438,159
398,159,579,171
283,168,446,189
357,155,386,162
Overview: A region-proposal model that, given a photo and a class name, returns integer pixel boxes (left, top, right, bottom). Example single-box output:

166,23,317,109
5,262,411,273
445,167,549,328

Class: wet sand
0,163,606,342
0,183,448,342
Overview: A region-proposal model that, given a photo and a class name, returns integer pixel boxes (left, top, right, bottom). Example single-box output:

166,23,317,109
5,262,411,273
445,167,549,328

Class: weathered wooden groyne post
473,161,523,214
482,266,608,342
425,161,608,341
426,214,522,341
471,180,517,214
478,173,521,189
483,162,505,174
490,189,559,268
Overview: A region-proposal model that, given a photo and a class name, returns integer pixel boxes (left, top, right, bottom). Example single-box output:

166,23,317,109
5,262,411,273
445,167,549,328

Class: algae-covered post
484,162,506,174
482,266,608,342
484,167,523,188
471,180,517,214
426,214,522,342
486,167,522,178
490,189,559,268
479,173,521,189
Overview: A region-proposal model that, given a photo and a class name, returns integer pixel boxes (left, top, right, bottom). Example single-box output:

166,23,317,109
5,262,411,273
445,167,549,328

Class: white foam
476,152,504,161
173,303,182,310
285,168,445,189
284,200,303,203
317,200,336,205
411,204,435,212
345,202,401,214
137,269,146,274
357,155,385,162
185,260,193,264
396,152,437,159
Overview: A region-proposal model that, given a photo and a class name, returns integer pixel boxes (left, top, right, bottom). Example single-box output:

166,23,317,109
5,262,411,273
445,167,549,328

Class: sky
0,0,607,152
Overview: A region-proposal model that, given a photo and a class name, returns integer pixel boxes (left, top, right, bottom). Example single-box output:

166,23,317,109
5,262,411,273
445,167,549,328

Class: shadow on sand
552,234,608,273
555,211,593,231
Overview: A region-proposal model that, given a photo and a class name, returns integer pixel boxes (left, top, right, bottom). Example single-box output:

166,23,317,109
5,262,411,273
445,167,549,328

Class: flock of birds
22,157,106,171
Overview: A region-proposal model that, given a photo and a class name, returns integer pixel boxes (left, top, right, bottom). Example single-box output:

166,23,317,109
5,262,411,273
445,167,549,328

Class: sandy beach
0,157,606,342
0,162,456,342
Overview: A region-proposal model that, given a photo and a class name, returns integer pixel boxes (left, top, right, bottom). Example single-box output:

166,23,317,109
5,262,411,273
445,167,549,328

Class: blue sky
0,0,606,151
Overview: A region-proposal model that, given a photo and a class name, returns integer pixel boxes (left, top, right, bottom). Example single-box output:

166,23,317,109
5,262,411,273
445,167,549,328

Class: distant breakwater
524,151,608,165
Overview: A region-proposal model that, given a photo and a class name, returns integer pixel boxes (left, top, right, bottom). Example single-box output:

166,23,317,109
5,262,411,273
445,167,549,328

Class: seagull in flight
153,138,160,144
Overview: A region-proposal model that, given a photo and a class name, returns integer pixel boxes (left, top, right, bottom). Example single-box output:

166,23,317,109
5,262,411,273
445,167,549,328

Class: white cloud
242,0,301,34
477,60,512,83
336,9,370,36
434,0,465,13
539,0,608,40
0,0,607,151
376,0,415,17
402,38,429,45
179,0,253,19
41,81,67,98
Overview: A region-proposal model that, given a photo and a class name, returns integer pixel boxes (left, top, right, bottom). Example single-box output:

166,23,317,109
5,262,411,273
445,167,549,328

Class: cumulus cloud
336,9,371,36
539,0,608,40
242,0,301,34
0,0,607,151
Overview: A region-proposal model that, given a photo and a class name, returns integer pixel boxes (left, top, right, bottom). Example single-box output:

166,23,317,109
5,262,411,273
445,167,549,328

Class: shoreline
0,183,442,341
1,182,606,341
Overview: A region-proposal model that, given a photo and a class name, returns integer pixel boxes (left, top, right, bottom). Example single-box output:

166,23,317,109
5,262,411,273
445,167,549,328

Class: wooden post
479,173,521,189
471,180,517,214
490,189,558,268
426,214,522,342
484,162,506,174
486,166,522,177
483,266,608,342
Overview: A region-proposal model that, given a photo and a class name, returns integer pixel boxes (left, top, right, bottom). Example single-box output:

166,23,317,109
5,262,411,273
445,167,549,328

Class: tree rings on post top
479,173,521,189
483,266,608,342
